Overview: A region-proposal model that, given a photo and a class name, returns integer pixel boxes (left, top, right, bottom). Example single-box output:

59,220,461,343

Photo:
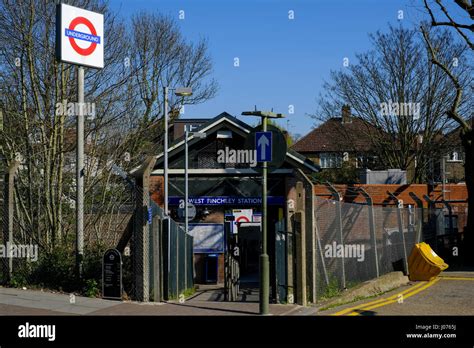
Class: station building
148,112,319,304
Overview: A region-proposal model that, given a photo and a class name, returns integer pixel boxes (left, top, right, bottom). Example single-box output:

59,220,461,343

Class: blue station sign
168,196,285,206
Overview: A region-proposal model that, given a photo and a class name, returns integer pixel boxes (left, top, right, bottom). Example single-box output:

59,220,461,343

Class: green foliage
181,286,196,298
320,277,342,300
29,246,78,292
84,279,100,298
16,244,106,296
9,274,28,288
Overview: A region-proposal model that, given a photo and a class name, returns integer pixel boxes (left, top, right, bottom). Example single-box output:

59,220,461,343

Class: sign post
77,66,85,276
256,131,272,162
242,109,285,315
56,3,104,278
260,118,269,315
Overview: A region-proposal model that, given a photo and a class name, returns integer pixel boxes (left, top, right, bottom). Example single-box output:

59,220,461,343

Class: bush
84,279,100,297
25,244,106,295
29,246,78,292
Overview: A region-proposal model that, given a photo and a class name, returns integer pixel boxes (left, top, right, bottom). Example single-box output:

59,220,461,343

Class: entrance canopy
147,112,319,177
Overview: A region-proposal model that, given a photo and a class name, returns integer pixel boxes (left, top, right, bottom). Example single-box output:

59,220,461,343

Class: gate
275,219,287,303
224,217,240,301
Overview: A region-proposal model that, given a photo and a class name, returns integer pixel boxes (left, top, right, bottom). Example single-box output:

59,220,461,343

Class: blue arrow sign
256,131,272,162
147,207,152,224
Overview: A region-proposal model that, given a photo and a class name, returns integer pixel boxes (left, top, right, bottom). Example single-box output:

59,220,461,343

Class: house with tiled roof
292,105,381,170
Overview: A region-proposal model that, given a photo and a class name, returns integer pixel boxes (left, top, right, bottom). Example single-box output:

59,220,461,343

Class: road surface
322,272,474,316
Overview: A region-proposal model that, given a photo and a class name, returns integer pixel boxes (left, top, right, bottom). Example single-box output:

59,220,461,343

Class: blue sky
109,0,458,137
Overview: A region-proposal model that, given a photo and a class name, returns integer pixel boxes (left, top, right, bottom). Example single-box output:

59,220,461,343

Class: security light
175,87,193,97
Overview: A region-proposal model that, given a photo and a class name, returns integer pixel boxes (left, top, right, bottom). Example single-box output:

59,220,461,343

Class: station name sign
56,3,104,68
169,196,285,206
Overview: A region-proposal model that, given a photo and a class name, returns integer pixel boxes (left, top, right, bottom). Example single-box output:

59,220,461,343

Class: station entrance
238,223,260,284
145,113,319,305
223,206,287,303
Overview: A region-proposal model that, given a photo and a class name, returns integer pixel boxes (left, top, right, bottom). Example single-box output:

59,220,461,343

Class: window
319,152,342,168
444,215,458,234
356,154,378,169
447,151,464,162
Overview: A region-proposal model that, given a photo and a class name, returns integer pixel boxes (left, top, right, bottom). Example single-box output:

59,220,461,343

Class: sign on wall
232,209,253,233
188,224,224,253
168,196,285,206
56,3,104,68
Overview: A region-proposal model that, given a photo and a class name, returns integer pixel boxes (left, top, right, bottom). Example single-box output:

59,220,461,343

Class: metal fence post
184,234,187,290
358,188,379,278
409,192,424,243
162,218,169,300
325,183,346,289
397,200,409,275
314,207,329,287
131,157,156,302
176,225,179,298
152,215,161,302
5,160,20,283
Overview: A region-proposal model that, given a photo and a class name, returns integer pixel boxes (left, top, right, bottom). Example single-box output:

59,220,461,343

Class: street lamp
184,129,207,233
163,86,193,217
241,108,284,315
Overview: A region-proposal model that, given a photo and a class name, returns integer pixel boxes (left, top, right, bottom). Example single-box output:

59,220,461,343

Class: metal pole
7,160,20,281
260,116,269,315
325,183,346,289
76,66,84,278
442,155,446,201
358,188,379,278
185,128,189,234
164,87,169,216
396,201,409,276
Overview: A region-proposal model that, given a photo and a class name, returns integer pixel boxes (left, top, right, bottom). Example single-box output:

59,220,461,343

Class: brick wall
314,183,468,208
149,175,164,206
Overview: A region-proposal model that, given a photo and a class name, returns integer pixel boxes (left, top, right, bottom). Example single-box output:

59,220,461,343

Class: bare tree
0,0,218,258
315,25,472,183
421,0,474,262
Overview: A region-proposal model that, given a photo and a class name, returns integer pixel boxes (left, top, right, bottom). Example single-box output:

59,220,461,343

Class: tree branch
421,26,470,132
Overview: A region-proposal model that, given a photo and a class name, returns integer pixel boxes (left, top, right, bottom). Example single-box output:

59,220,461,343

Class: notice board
188,223,224,253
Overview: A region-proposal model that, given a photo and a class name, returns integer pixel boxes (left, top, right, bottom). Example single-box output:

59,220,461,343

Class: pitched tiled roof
291,117,378,153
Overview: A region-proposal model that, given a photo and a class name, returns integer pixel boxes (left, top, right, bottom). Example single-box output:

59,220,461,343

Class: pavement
0,284,311,316
0,271,472,316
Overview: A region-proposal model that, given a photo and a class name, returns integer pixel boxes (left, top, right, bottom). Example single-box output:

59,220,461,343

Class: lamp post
241,108,284,315
163,87,192,216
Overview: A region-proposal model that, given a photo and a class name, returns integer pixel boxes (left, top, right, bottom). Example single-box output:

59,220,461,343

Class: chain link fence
314,197,420,301
136,197,194,301
0,164,193,302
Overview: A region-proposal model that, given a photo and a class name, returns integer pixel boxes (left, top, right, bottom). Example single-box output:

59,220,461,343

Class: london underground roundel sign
56,3,104,69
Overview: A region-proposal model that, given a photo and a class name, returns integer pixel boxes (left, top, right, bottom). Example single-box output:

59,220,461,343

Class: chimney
342,105,351,124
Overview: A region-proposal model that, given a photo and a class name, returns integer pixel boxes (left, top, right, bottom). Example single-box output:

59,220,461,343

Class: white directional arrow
258,134,270,160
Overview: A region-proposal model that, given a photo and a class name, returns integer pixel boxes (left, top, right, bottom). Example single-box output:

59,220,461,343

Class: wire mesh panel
168,221,178,299
341,201,377,287
178,227,185,293
315,197,419,302
315,197,345,299
376,207,404,275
